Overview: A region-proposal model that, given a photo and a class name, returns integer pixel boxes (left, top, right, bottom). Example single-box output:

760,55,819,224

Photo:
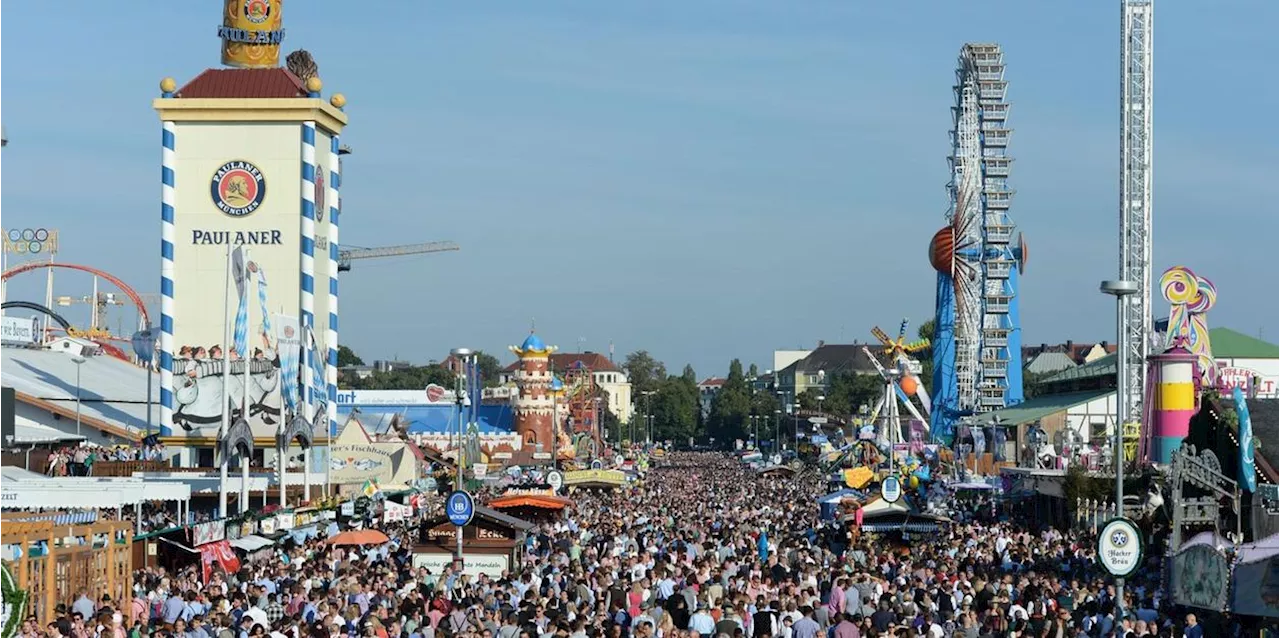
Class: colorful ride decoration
0,562,28,638
1143,345,1199,465
863,338,929,448
1160,266,1217,386
871,319,932,413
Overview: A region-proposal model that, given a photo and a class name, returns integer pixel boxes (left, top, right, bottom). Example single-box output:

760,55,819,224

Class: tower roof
509,332,557,358
175,68,308,99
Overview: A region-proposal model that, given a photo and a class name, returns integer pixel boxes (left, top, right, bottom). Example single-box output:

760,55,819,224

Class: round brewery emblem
244,0,272,24
1098,518,1144,577
211,161,267,217
315,169,326,222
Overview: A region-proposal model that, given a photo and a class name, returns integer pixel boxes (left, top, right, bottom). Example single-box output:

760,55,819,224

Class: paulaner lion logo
211,160,267,217
243,0,272,24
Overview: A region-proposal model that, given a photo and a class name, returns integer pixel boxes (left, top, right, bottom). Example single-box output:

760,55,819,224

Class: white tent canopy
0,474,190,510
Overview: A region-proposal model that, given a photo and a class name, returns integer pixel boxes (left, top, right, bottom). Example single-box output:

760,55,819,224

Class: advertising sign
0,316,40,345
190,520,226,546
2,228,58,255
880,476,902,503
446,491,475,527
546,471,564,492
1097,518,1143,578
412,552,508,577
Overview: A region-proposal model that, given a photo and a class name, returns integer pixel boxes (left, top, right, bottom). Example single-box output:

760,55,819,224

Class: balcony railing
90,461,170,476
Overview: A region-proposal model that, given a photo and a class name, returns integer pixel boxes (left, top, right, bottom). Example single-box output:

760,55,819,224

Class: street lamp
71,356,86,438
1100,278,1138,618
449,347,473,484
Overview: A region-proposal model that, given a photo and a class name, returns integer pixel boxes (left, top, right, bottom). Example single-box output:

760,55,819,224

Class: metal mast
1119,0,1153,431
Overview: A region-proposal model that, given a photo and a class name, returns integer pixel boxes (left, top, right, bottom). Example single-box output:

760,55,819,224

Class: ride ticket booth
414,505,533,577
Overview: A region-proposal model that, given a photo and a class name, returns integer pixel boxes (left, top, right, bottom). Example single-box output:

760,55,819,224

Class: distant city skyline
2,1,1276,378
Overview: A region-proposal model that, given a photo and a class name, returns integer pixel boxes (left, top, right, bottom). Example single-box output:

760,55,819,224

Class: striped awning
860,522,940,533
55,509,98,525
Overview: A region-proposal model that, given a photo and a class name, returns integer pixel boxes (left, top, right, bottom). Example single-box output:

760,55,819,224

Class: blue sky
2,1,1276,378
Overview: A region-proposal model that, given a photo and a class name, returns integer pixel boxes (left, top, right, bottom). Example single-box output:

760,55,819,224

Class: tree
708,359,752,444
651,374,700,444
682,364,697,384
474,351,503,388
623,350,666,396
337,345,364,367
748,363,759,378
346,364,455,391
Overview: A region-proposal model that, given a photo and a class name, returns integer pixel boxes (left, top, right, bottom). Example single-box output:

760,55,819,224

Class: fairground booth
415,505,533,577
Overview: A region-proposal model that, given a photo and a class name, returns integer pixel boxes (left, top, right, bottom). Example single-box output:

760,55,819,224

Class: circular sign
1098,518,1143,577
244,0,272,24
771,454,783,465
211,160,267,217
614,454,624,466
546,471,564,492
881,476,903,503
446,490,475,527
590,460,603,470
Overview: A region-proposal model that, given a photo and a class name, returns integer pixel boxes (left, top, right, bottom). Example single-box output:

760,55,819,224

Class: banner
274,314,301,412
1233,387,1257,492
199,540,241,583
0,316,39,345
190,520,225,546
170,250,281,439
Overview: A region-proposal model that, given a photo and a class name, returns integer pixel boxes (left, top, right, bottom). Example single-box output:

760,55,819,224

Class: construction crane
56,291,161,332
337,241,459,272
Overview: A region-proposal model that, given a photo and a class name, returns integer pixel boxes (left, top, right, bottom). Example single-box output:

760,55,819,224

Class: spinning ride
864,345,928,448
929,43,1027,441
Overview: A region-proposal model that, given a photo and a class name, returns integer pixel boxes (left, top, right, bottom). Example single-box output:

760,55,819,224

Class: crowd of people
44,442,166,477
14,452,1273,638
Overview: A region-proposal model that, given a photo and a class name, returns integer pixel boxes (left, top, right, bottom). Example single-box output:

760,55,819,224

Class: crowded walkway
16,453,1268,638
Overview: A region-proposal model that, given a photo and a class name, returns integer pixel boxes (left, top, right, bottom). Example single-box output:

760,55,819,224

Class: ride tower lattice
928,43,1027,441
1119,0,1154,433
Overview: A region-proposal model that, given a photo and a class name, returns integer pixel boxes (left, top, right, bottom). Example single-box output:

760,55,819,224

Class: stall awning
861,522,941,533
229,535,275,552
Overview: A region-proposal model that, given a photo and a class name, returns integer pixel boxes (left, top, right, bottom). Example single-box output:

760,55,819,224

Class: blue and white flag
307,325,327,411
274,314,301,412
232,282,249,360
256,267,272,338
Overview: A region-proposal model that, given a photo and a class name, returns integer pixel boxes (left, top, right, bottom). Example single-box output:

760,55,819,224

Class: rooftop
979,389,1114,427
781,343,880,377
2,347,160,440
1210,328,1279,359
174,68,308,99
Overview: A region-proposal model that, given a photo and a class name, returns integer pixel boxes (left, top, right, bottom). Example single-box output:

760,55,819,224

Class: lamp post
773,409,782,453
450,347,473,487
1100,279,1138,619
71,356,86,438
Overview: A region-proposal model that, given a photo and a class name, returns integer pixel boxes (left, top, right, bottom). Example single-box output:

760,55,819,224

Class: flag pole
240,250,252,514
219,243,233,518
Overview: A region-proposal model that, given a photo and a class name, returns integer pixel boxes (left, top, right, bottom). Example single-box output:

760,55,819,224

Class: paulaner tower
154,0,349,450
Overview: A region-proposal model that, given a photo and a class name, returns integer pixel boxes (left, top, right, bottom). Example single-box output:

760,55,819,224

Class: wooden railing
91,460,170,476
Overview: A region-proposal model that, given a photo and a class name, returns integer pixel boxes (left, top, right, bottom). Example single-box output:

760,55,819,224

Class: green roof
1043,353,1116,384
980,389,1114,426
1209,328,1278,359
